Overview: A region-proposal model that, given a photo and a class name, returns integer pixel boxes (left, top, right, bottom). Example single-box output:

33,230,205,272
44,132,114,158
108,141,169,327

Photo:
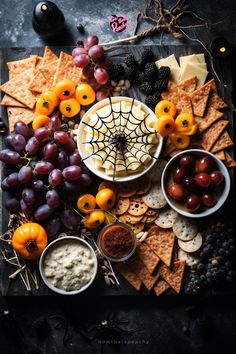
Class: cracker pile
0,47,82,132
161,76,236,167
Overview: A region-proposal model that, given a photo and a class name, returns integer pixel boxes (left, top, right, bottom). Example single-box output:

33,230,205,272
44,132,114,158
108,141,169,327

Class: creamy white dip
43,240,95,292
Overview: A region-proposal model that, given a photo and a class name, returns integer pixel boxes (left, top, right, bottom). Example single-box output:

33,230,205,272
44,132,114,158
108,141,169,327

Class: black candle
210,37,230,58
32,1,65,38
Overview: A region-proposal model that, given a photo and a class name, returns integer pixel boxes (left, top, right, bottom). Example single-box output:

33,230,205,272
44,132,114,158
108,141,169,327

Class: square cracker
29,60,58,93
42,46,58,65
177,75,197,93
211,130,233,153
53,51,82,86
7,55,38,80
159,260,185,294
1,94,26,108
225,151,236,167
175,93,193,115
201,120,229,151
194,107,223,133
153,278,170,296
0,69,38,109
145,229,175,267
136,242,160,274
189,79,213,117
208,81,228,109
7,107,35,132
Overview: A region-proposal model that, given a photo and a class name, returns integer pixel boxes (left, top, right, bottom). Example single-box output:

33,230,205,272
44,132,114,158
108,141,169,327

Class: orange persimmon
32,115,50,131
59,98,81,117
75,83,95,105
169,133,190,149
95,188,116,211
77,194,96,214
157,115,176,137
54,79,76,100
155,100,177,118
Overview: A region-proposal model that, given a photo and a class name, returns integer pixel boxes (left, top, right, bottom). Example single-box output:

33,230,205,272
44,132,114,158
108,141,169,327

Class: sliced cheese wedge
155,54,179,69
169,66,181,83
179,53,206,67
179,62,208,87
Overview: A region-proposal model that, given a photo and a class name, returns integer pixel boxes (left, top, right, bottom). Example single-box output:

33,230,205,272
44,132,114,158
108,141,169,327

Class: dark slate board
0,46,235,296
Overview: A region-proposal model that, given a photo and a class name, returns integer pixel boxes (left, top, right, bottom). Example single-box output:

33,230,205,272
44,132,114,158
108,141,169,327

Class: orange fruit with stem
54,79,76,100
77,194,96,214
59,98,81,117
96,188,116,211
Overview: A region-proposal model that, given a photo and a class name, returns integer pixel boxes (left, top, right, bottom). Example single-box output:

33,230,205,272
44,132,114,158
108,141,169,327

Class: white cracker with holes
173,216,197,241
155,206,178,228
178,248,199,266
142,183,167,209
178,233,202,253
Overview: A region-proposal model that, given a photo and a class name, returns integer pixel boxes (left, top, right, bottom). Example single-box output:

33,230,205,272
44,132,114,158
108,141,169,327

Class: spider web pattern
82,98,159,181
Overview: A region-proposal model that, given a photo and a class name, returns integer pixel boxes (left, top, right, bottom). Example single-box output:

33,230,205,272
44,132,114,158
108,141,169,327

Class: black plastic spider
86,317,134,341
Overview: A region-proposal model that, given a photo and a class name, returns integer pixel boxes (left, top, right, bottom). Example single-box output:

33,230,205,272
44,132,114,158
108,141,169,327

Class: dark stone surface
1,0,236,353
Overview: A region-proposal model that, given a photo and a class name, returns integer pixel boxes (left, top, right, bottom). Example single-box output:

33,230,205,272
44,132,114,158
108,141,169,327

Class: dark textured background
1,0,236,353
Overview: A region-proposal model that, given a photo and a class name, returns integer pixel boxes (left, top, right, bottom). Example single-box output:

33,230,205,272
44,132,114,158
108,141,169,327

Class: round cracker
126,222,145,234
116,182,137,197
135,178,151,195
115,197,130,215
119,213,143,225
178,248,199,266
173,216,198,241
98,181,116,191
178,233,202,253
147,159,167,182
155,206,178,229
128,197,149,216
145,209,158,216
142,183,167,209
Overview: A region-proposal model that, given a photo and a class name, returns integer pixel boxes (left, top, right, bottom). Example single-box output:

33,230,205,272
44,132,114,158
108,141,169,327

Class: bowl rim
77,96,163,182
97,221,137,262
39,236,98,295
161,149,231,218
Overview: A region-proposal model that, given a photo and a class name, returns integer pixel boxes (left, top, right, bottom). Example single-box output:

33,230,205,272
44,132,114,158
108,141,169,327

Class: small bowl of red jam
97,222,137,262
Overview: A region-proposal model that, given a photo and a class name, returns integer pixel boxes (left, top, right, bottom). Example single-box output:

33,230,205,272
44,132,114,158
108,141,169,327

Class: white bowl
161,149,231,218
77,96,163,182
39,237,97,295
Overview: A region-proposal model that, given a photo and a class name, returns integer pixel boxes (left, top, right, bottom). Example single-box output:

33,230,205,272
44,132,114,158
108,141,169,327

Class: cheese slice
179,62,208,87
179,54,206,67
155,54,179,69
169,66,181,83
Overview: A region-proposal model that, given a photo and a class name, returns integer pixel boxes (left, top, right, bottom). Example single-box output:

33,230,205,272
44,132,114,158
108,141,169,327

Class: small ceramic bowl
77,96,163,182
97,222,137,262
161,149,231,218
39,237,97,295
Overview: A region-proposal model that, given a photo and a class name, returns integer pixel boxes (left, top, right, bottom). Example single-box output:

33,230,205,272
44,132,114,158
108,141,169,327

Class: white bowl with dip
77,96,163,182
39,237,97,295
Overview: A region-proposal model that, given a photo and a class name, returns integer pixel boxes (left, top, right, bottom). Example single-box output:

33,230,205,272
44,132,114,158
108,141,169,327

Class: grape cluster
0,117,92,237
72,35,113,101
186,223,236,294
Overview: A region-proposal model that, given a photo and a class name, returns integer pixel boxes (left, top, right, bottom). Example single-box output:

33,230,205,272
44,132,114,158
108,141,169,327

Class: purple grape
43,143,58,162
6,172,19,186
25,137,40,155
32,179,44,192
5,135,14,148
82,66,94,79
62,139,76,154
84,35,99,50
0,149,20,164
34,204,54,221
63,165,82,181
34,127,52,142
46,190,61,208
14,121,32,139
1,178,11,191
48,169,63,187
35,161,54,175
94,67,109,85
88,45,104,59
61,209,81,230
64,181,81,193
46,217,62,238
54,131,70,145
5,198,20,213
79,173,92,186
69,151,81,166
73,54,90,68
96,90,109,101
22,188,35,206
18,166,32,184
88,77,102,92
56,150,69,169
20,199,32,215
72,47,87,57
49,114,61,131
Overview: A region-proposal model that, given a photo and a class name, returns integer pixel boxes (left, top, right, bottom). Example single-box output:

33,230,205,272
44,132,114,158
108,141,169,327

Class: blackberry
125,54,138,68
145,91,161,108
121,89,129,97
125,66,136,81
139,82,154,95
110,63,125,81
144,62,158,81
140,48,155,67
154,79,168,92
158,66,171,80
136,71,149,85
